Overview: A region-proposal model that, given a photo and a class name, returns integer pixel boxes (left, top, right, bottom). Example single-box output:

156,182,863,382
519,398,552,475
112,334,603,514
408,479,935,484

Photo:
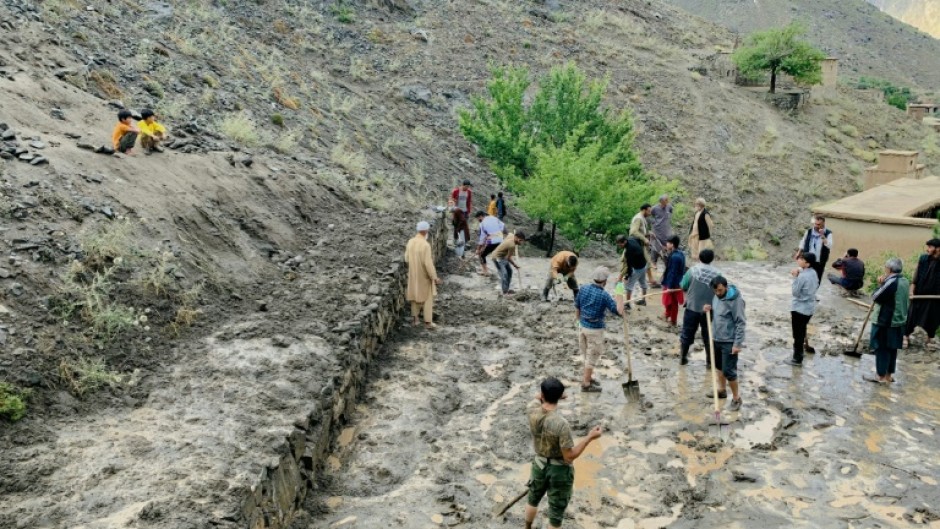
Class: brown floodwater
296,259,940,529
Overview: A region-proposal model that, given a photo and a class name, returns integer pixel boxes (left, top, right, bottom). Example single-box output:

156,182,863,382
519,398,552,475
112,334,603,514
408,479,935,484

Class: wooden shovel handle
705,310,720,414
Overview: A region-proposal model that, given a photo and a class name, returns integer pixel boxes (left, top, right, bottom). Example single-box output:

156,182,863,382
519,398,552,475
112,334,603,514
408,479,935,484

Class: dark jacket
662,250,686,289
691,208,711,240
620,236,647,278
832,257,865,290
801,227,832,264
872,274,910,328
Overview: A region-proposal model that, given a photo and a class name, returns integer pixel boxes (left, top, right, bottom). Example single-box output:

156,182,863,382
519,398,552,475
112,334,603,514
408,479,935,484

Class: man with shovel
575,267,626,392
524,377,603,529
492,231,526,296
703,276,746,411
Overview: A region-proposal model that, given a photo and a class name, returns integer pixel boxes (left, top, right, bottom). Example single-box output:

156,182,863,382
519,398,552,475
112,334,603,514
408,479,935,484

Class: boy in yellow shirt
138,108,167,153
487,194,497,216
111,109,139,154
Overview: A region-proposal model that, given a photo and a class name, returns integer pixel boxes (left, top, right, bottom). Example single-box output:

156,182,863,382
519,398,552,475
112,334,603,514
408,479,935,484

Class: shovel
492,489,528,519
616,289,640,399
844,301,875,358
514,243,524,291
705,310,723,439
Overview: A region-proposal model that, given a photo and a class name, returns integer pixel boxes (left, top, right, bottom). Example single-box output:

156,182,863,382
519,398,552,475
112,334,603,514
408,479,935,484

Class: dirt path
295,256,940,528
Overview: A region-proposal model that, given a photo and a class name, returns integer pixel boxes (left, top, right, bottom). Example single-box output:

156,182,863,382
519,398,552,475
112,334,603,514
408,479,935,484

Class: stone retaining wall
241,214,449,529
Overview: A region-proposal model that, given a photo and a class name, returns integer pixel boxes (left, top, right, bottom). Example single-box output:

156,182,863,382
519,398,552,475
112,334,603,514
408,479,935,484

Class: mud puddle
295,258,940,528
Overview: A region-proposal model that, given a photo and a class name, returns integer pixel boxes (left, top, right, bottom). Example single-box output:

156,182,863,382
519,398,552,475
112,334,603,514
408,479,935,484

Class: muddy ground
296,254,940,529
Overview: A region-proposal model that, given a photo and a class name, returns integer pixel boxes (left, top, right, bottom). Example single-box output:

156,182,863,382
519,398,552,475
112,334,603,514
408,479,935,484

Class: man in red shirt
450,180,473,246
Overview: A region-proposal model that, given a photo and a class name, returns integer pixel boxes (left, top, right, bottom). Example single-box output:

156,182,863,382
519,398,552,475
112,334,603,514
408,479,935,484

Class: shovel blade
622,380,640,400
843,349,863,358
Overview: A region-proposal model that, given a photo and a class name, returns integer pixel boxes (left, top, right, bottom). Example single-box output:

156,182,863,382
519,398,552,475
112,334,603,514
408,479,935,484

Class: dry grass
89,70,124,100
81,222,136,272
331,140,367,176
58,357,123,397
137,251,176,297
218,113,261,146
273,86,300,110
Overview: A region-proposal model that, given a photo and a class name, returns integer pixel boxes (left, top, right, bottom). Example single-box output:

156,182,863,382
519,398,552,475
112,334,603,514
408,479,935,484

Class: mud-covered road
295,256,940,529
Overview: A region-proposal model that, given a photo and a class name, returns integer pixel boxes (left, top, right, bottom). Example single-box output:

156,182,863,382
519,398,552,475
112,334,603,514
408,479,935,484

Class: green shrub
271,113,284,127
864,251,918,293
856,77,915,111
331,2,355,23
0,383,28,421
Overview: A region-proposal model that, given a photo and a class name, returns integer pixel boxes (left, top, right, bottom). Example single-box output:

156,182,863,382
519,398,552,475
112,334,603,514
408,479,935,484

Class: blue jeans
495,259,513,293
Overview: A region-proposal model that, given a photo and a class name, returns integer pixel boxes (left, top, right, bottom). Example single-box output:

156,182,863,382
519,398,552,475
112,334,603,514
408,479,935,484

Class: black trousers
810,261,826,288
791,311,813,363
680,309,711,361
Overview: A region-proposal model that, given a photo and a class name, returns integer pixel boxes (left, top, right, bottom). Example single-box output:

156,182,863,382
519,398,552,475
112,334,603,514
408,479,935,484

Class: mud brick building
864,150,926,190
814,175,940,261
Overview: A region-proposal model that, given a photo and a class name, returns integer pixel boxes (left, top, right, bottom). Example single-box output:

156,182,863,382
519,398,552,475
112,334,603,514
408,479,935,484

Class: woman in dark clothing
869,258,910,384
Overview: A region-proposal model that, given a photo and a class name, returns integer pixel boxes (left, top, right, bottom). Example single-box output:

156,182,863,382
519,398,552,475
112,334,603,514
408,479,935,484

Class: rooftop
813,176,940,227
878,149,919,156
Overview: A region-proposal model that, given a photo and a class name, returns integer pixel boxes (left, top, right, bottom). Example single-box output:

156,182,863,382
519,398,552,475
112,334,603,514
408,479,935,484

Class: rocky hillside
662,0,940,90
1,0,939,526
869,0,940,38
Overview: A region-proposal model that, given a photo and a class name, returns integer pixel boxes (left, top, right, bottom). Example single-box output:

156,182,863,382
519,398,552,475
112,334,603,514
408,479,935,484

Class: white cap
416,221,430,232
592,266,610,283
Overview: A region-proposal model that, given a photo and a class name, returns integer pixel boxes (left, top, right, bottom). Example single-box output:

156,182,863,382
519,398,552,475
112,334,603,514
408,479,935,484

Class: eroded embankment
297,258,940,529
0,218,448,529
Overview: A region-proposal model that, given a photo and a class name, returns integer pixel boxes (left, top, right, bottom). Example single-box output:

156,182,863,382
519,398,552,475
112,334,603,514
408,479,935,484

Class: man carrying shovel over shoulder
703,276,746,411
525,377,603,529
575,267,625,392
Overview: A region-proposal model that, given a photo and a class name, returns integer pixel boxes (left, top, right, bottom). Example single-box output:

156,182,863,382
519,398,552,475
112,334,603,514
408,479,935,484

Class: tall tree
517,126,680,252
732,23,826,93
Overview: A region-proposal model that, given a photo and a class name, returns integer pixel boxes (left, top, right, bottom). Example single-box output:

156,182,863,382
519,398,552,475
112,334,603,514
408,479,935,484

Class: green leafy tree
457,66,534,183
732,23,826,93
460,62,684,252
458,62,637,188
518,126,680,251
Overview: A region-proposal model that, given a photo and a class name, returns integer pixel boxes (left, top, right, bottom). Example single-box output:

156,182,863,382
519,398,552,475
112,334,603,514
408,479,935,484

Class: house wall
825,217,934,263
909,106,928,121
864,168,927,189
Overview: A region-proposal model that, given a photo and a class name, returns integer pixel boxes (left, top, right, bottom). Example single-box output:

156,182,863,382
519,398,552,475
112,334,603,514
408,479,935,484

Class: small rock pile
0,123,49,165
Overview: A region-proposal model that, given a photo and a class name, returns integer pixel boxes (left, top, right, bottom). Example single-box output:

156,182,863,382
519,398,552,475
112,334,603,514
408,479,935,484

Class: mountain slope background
0,0,939,527
869,0,940,38
662,0,940,90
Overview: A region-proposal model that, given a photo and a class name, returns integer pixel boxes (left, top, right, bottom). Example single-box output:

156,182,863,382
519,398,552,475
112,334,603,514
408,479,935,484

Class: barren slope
869,0,940,38
662,0,940,89
1,0,939,527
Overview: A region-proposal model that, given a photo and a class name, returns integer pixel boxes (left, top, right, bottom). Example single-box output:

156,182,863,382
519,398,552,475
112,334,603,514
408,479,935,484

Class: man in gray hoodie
704,276,746,411
679,249,721,366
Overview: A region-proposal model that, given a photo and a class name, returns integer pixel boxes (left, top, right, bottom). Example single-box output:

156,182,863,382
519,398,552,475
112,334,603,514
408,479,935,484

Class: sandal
424,322,438,330
581,384,602,393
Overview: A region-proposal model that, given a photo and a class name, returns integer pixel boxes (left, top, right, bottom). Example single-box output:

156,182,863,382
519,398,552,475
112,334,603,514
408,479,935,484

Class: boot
541,288,550,302
680,344,689,365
